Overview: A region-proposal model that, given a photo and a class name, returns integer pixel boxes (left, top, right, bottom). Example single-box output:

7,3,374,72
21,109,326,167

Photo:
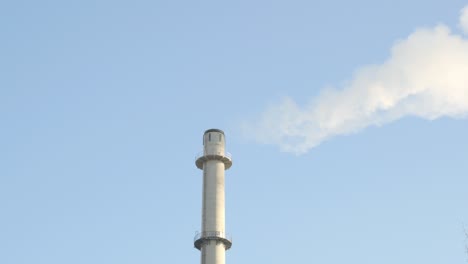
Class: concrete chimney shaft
194,129,232,264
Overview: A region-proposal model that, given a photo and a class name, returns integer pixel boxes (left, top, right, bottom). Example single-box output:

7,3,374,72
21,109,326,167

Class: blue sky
1,1,468,263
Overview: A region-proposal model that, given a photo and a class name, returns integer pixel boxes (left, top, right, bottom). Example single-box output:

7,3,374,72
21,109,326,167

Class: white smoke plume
461,6,468,34
244,6,468,154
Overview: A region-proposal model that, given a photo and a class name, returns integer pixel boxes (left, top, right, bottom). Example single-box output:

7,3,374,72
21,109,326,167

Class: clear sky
1,1,467,264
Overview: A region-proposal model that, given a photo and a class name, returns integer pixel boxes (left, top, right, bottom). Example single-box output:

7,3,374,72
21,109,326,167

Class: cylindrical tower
194,129,232,264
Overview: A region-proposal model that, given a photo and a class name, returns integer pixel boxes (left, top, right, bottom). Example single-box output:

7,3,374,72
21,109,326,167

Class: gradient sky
1,1,468,264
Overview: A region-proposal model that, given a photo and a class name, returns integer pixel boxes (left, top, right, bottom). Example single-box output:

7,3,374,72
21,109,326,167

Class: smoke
244,6,468,154
461,6,468,34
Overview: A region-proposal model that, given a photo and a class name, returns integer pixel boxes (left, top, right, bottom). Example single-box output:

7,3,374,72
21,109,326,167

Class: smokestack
194,129,232,264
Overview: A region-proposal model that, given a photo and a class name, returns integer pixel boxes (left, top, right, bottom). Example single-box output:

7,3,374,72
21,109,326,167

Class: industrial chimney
194,129,232,264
